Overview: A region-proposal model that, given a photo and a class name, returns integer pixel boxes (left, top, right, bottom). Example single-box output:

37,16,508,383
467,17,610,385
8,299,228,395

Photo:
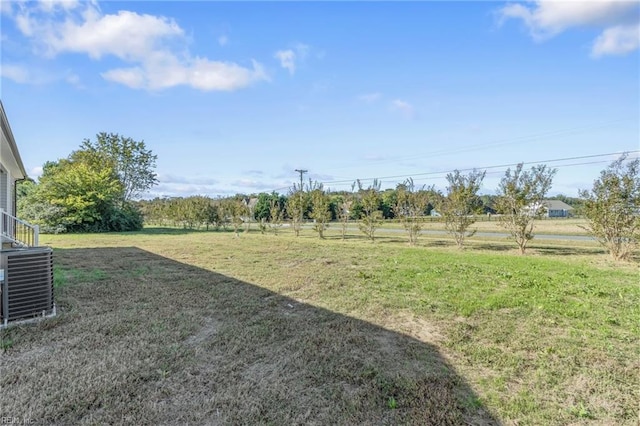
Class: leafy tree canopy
579,154,640,261
81,132,158,202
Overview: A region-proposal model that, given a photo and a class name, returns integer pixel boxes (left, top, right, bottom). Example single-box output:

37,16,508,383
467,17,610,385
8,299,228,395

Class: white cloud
148,183,232,197
159,174,219,186
1,62,86,86
592,24,640,57
0,1,14,16
1,64,31,83
37,0,81,13
358,92,382,103
231,179,278,190
497,1,640,57
102,58,266,91
274,49,296,74
390,99,415,118
147,174,228,197
6,2,268,91
30,166,44,179
65,72,81,87
101,67,146,89
294,43,310,59
274,43,311,75
43,9,185,60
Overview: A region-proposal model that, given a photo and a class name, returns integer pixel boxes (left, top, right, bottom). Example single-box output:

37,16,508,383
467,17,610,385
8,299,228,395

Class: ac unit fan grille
2,248,54,323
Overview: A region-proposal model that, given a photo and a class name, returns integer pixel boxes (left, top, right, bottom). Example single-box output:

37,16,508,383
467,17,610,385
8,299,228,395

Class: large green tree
34,155,125,232
580,154,640,261
20,133,155,233
496,164,556,254
81,132,158,202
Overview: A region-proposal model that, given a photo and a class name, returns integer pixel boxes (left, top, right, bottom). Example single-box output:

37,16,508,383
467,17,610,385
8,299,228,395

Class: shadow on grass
1,247,500,425
128,226,239,236
471,243,513,252
422,239,454,248
533,246,605,256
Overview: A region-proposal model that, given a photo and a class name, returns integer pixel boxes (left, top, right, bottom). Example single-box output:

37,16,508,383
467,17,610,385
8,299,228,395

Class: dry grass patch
1,242,495,425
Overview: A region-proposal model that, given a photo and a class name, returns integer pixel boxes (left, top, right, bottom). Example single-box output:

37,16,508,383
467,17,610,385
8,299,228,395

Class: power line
265,150,638,194
321,150,639,185
322,117,636,172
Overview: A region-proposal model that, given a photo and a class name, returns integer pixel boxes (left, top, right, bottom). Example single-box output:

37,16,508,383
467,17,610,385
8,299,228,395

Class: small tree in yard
357,179,383,241
440,169,486,248
496,163,557,254
394,178,431,245
204,200,220,231
221,197,248,237
268,198,284,235
336,184,356,240
579,154,640,261
309,182,331,239
286,183,305,237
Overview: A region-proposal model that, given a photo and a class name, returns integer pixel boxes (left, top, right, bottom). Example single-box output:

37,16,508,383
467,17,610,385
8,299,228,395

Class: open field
1,228,638,425
373,218,592,236
422,218,590,236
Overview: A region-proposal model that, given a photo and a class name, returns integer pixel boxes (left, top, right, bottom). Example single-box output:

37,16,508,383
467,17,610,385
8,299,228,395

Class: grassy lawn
1,228,638,425
368,217,592,236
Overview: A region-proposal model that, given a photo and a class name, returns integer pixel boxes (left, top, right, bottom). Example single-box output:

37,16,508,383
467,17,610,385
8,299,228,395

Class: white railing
0,209,39,248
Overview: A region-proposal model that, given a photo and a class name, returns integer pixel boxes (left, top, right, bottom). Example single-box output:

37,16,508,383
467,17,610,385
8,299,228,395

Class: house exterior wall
0,168,9,214
547,209,568,218
1,101,27,218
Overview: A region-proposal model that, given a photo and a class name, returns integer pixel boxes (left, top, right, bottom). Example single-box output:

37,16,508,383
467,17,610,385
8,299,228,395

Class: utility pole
294,169,307,192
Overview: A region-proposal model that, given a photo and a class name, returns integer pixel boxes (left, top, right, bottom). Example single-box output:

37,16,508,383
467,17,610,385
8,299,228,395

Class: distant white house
542,200,574,218
526,199,574,218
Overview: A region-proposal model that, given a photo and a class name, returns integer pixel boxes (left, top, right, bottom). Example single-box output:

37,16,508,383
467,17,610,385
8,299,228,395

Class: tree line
16,133,639,261
136,156,638,260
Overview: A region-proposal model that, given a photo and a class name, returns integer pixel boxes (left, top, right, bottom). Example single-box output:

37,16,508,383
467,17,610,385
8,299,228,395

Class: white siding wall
0,168,8,214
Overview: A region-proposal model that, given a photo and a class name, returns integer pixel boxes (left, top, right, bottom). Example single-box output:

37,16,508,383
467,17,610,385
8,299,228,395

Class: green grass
1,228,638,425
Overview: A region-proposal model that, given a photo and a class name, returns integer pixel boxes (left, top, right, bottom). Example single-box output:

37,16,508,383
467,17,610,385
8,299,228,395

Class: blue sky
1,0,638,198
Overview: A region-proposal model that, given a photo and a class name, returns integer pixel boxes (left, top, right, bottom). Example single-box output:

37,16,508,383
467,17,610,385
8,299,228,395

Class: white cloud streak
592,24,640,57
497,1,640,57
390,99,415,118
274,49,296,74
37,0,82,13
1,62,86,87
30,166,44,179
358,92,382,103
5,1,268,91
274,43,310,75
0,64,31,83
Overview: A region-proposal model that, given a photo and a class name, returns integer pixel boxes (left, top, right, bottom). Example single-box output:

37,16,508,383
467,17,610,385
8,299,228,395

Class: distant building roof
543,200,574,211
244,197,259,210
